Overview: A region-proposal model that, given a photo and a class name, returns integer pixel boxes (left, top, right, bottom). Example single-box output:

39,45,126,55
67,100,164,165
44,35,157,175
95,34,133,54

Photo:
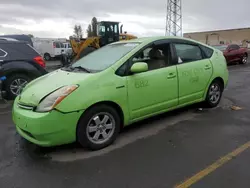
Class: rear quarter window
200,45,214,58
3,43,40,60
0,48,7,57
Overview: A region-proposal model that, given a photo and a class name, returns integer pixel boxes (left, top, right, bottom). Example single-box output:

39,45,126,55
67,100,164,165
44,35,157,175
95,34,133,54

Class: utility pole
165,0,182,37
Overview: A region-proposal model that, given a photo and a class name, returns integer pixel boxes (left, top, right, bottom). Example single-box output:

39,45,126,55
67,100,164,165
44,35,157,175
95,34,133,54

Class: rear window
212,45,228,51
0,43,40,60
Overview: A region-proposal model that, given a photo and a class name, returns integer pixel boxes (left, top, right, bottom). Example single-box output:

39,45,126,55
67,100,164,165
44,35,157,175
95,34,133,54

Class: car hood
18,69,91,106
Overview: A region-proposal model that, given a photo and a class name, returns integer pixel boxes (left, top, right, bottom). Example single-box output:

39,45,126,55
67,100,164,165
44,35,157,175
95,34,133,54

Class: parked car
0,39,48,100
32,39,65,61
12,36,229,150
212,44,248,64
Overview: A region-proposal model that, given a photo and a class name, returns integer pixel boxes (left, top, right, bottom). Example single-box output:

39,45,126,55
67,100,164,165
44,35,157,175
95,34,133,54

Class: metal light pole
165,0,182,37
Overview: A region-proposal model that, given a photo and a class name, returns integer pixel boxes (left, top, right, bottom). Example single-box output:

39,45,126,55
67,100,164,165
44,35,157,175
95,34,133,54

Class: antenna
165,0,182,37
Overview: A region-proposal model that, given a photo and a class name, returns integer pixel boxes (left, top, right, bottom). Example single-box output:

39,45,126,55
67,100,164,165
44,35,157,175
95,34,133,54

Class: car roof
212,44,229,46
112,36,210,47
0,34,33,46
113,36,173,43
0,37,19,41
0,39,28,44
0,37,28,44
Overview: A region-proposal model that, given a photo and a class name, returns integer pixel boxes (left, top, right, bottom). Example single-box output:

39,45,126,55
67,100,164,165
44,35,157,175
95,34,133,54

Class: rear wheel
204,79,223,108
5,74,32,100
76,104,121,150
44,53,51,61
240,53,248,64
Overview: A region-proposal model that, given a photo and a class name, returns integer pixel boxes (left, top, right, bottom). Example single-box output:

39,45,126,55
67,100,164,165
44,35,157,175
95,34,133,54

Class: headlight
35,85,78,112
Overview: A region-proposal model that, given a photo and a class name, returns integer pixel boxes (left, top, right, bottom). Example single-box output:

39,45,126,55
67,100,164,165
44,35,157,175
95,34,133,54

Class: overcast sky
0,0,249,38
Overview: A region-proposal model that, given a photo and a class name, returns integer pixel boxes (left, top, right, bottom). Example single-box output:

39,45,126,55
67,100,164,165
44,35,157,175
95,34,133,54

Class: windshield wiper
61,65,92,73
70,66,91,73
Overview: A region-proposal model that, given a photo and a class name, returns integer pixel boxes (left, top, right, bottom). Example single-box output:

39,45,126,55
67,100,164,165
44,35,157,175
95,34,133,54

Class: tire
76,104,121,150
79,47,96,59
239,53,248,64
60,54,70,66
44,53,51,61
204,79,223,108
4,74,32,100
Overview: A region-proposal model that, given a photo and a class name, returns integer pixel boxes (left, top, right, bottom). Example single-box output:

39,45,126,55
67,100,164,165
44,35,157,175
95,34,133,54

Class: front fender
55,74,130,125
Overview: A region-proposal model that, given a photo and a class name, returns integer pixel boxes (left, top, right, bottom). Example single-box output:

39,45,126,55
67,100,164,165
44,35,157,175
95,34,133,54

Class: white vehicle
63,42,72,50
32,39,65,61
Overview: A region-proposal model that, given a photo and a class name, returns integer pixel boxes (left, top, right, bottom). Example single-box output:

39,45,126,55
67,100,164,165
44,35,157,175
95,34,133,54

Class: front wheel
5,74,31,100
204,80,223,108
76,104,121,150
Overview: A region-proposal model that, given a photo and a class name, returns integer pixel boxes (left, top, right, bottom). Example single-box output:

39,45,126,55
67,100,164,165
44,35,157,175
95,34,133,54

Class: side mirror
130,62,148,74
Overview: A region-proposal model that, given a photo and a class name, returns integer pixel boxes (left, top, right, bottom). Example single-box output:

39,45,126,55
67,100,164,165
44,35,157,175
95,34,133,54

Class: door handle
204,65,211,70
167,72,176,79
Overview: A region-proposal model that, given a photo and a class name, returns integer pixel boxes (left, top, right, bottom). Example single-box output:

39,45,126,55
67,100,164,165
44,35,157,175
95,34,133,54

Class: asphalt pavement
1,62,250,188
45,60,62,71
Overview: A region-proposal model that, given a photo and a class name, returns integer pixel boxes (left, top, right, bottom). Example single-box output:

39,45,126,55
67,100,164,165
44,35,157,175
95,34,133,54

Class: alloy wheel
209,83,221,104
242,55,247,64
10,78,28,96
86,112,115,145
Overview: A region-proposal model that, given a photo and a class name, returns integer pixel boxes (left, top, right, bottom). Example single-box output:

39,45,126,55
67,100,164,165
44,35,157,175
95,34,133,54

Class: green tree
28,34,34,38
91,17,98,37
86,24,92,37
86,17,98,37
73,25,83,39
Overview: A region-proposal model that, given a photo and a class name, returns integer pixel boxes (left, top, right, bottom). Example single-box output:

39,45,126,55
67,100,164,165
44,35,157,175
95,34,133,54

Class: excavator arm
69,36,100,62
63,21,137,65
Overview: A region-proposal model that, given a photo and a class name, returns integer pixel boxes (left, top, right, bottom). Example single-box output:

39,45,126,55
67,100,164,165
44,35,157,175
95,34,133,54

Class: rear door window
173,43,203,63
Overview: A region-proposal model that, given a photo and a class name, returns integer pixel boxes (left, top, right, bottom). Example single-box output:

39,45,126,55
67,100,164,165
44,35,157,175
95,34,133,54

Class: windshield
71,42,140,72
212,45,228,51
97,23,105,36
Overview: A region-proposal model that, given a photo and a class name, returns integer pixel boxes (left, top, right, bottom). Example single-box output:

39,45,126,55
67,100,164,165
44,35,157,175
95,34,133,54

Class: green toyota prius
12,36,229,150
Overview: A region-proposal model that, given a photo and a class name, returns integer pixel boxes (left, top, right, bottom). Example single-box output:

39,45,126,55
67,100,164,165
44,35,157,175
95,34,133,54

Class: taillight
33,56,45,68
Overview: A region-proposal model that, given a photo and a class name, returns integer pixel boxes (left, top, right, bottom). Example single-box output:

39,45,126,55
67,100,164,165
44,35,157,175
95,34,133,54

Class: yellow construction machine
63,21,137,64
